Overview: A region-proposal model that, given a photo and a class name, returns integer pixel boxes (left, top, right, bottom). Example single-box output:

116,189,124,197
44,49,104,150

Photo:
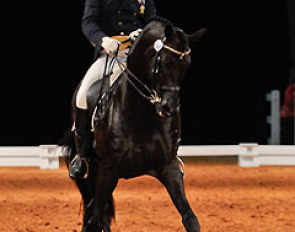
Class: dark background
1,0,291,146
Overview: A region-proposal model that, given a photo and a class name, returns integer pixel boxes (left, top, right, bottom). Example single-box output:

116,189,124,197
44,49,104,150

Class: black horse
61,17,206,232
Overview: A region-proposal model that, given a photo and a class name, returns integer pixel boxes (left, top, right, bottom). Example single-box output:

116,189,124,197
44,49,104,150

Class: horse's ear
176,28,186,45
186,28,207,45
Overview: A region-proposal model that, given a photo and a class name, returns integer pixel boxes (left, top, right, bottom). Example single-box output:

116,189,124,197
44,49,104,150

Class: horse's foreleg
157,159,200,232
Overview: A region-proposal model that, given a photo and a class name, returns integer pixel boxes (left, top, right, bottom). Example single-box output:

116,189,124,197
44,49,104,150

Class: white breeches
76,50,128,109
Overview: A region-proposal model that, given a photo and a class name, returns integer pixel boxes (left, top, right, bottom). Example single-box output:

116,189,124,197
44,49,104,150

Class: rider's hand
128,29,143,42
101,37,120,54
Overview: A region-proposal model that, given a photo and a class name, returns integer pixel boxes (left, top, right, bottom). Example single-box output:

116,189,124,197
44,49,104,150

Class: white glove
128,28,143,42
101,37,120,54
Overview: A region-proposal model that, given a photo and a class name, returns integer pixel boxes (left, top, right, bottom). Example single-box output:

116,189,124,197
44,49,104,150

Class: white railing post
266,90,280,145
238,143,259,167
294,91,295,144
39,145,61,169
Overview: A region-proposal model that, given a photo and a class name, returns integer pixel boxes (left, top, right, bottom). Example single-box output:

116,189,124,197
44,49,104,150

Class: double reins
116,36,191,105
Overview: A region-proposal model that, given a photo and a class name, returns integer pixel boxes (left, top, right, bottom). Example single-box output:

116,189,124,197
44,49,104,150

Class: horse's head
127,17,206,118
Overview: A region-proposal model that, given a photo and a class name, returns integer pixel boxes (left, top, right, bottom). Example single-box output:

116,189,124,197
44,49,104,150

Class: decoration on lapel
138,0,145,14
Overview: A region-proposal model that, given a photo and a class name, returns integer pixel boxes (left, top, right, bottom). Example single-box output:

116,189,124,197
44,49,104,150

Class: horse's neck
114,79,180,140
121,78,156,120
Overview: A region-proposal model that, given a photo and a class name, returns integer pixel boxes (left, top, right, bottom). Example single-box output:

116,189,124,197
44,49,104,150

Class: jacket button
118,21,123,25
120,32,125,35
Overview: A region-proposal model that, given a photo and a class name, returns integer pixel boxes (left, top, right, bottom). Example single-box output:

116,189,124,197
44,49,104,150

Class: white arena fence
0,144,295,169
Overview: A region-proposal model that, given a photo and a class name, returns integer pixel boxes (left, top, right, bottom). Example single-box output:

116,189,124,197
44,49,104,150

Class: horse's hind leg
81,196,114,232
80,193,114,232
101,196,115,232
156,159,200,232
74,179,97,232
74,170,114,232
81,171,118,232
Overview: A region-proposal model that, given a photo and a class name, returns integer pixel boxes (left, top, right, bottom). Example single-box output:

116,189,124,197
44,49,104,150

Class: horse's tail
58,128,76,169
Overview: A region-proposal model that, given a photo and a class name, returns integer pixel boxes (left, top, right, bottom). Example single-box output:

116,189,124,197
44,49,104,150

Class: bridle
154,37,191,59
117,36,191,106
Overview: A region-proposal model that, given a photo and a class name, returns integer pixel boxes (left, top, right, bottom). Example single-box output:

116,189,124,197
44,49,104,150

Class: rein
124,67,162,104
115,59,162,104
116,37,190,105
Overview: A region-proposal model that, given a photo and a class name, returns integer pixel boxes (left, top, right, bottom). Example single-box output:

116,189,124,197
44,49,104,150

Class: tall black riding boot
69,108,92,180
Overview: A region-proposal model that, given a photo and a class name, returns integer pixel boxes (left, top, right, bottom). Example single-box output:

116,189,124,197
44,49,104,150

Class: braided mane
146,15,174,27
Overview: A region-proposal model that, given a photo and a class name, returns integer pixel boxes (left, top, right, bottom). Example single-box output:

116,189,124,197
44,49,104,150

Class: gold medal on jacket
138,0,145,14
140,4,145,14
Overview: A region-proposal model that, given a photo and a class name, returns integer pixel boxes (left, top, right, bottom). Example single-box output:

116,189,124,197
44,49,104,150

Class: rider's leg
69,55,108,180
69,51,127,180
69,107,92,179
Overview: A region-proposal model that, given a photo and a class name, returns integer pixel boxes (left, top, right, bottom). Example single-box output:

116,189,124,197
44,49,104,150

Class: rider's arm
81,0,107,49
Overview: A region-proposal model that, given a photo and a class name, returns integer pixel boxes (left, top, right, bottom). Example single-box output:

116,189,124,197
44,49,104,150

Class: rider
69,0,157,180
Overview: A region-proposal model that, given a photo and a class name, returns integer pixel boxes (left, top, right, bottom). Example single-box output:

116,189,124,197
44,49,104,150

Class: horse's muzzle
156,99,180,118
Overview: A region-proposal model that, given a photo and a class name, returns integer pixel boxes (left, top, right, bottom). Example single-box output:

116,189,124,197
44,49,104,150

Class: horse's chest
108,137,168,177
110,137,156,155
109,133,172,161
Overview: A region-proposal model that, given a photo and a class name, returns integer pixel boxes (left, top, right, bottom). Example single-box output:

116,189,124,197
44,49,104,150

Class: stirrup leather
69,155,90,179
